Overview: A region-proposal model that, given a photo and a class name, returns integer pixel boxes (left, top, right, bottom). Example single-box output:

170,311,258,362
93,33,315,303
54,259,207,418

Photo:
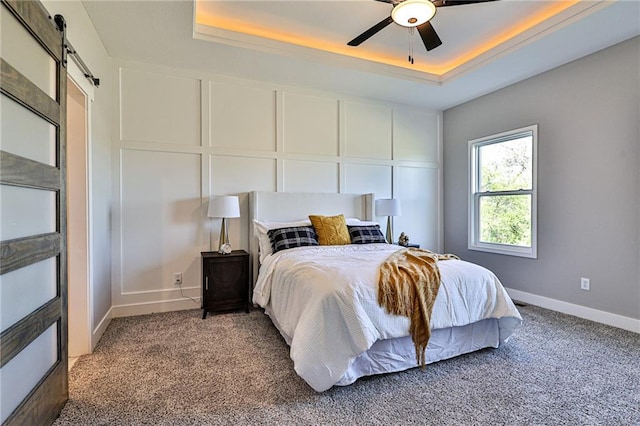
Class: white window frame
468,124,538,258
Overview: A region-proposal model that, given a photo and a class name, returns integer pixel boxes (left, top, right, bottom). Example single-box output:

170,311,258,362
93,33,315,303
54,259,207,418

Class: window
468,125,537,258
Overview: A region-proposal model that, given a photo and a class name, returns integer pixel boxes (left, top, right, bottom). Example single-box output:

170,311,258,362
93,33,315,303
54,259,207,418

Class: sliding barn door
0,0,68,424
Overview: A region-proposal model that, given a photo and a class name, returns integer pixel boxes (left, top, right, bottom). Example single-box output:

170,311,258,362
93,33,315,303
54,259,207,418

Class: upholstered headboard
248,191,375,285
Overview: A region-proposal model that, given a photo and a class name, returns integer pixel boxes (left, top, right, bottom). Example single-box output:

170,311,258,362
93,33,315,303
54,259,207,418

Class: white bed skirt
264,306,501,388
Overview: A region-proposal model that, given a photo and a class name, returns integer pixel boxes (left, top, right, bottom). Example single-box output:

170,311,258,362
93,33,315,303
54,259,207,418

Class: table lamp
375,198,401,244
207,195,240,254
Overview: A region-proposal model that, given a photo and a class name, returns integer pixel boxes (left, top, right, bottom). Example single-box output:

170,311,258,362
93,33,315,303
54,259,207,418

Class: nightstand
397,243,420,248
201,250,250,319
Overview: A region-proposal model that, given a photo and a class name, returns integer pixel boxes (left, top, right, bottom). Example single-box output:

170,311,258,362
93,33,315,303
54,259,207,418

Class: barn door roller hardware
54,14,100,87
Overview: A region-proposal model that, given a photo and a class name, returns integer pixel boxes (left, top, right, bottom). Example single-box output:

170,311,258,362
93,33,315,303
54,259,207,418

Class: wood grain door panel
0,0,68,424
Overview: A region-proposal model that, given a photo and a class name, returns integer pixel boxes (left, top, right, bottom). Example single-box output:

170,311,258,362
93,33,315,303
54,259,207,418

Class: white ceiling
82,0,639,110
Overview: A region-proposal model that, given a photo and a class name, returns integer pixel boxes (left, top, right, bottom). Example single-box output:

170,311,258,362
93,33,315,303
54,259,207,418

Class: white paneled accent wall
113,59,442,316
209,155,277,255
394,166,441,252
394,106,440,163
343,163,393,200
210,82,275,151
119,150,203,296
120,68,201,145
344,101,392,160
282,92,339,156
282,160,339,193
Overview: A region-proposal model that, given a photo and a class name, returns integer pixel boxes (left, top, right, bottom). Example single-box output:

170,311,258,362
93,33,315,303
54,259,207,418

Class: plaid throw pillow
348,225,387,244
268,226,319,253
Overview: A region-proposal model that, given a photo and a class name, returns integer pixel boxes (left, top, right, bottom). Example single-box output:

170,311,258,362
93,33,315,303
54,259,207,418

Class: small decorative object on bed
208,195,240,254
249,191,522,392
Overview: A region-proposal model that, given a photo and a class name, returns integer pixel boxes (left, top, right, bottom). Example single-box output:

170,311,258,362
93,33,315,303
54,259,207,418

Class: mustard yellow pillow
309,214,351,246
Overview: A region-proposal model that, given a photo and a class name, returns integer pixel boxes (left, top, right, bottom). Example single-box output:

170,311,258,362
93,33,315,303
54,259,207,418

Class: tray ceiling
195,1,606,83
81,0,640,109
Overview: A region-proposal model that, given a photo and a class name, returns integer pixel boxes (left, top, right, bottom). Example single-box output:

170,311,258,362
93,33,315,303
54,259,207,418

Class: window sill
468,243,537,259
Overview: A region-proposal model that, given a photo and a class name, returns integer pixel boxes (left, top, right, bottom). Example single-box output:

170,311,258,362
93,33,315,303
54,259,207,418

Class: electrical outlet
173,272,183,286
580,277,590,291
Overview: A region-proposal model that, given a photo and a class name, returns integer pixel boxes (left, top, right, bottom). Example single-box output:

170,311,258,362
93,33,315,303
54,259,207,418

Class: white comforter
253,244,522,392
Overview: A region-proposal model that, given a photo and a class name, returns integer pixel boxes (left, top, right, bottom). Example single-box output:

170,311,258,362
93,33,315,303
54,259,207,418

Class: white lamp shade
375,198,401,216
207,195,240,218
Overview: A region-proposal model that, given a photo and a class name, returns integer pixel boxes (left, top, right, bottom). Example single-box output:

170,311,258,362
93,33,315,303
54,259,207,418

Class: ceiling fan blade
417,21,442,51
432,0,499,7
347,16,394,46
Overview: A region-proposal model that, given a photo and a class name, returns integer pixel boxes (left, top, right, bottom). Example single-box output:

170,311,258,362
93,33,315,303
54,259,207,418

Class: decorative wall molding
111,298,201,319
111,58,443,317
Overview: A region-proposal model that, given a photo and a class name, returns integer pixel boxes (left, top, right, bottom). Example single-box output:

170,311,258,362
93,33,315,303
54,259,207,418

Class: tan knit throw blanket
378,248,459,368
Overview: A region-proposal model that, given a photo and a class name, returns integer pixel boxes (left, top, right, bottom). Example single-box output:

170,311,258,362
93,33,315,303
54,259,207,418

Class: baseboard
506,288,639,333
111,297,201,318
91,307,113,351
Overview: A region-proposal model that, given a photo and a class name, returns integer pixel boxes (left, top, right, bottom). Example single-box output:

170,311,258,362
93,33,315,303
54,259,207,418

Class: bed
248,191,522,392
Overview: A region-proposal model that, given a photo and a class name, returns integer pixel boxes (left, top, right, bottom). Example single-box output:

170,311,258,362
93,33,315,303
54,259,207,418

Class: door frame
66,57,94,357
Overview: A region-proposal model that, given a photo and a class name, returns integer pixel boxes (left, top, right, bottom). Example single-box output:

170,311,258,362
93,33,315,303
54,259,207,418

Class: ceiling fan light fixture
391,0,437,28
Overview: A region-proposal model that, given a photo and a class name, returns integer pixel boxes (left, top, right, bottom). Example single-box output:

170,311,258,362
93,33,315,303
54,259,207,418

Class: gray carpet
55,305,640,425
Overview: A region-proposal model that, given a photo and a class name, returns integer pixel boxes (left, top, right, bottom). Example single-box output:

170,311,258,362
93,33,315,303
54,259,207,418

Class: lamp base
218,218,231,254
385,216,393,244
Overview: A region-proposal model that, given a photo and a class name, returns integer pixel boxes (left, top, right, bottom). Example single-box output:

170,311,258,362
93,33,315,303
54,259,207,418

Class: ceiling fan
348,0,498,55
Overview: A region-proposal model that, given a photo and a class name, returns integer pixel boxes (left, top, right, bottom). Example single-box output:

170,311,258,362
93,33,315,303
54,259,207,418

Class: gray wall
443,36,639,320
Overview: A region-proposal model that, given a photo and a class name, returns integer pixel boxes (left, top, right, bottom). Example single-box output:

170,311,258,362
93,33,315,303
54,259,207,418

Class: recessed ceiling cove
193,0,606,83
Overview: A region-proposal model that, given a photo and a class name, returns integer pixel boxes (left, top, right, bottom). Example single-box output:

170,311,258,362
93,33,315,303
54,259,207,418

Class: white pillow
346,217,380,227
254,219,311,263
